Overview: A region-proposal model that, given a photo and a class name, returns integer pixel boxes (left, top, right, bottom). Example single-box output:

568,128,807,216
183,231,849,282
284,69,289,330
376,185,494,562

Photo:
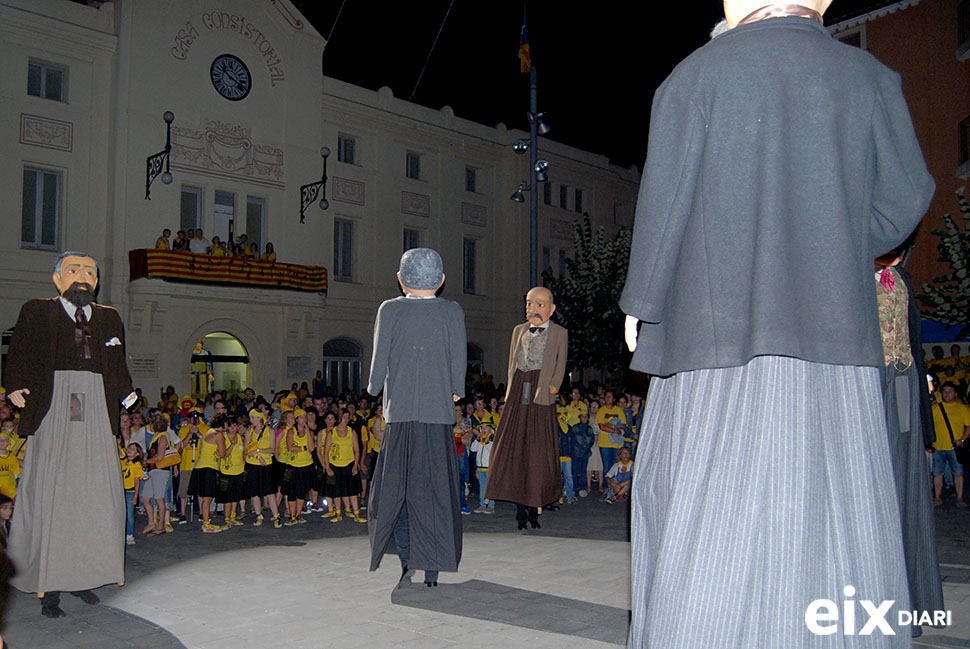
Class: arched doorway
190,332,250,397
323,337,362,394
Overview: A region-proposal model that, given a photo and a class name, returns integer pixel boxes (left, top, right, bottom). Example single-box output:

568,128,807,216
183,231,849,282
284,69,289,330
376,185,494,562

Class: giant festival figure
620,0,934,646
7,252,136,618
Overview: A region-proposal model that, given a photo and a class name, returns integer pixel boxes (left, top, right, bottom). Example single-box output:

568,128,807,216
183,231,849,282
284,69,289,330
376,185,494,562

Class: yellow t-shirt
9,434,27,463
0,452,20,498
178,422,210,471
120,457,144,491
596,406,627,448
564,401,588,427
328,429,355,467
290,430,313,468
194,434,222,471
367,415,384,453
933,401,970,450
220,433,245,476
246,425,274,466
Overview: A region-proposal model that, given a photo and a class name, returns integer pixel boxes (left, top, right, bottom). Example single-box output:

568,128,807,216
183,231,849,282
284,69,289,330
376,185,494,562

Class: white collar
404,294,436,299
59,297,92,322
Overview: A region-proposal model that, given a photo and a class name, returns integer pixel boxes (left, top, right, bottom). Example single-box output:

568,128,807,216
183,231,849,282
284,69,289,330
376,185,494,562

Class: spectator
189,228,209,254
262,242,277,262
171,230,189,251
155,228,171,250
931,382,970,506
604,446,634,503
570,413,596,498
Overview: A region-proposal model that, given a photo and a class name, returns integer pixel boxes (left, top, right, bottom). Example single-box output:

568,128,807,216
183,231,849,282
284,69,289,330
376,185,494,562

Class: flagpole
529,65,539,288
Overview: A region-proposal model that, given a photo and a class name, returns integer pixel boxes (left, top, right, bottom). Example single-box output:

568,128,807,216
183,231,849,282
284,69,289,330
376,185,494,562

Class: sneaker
202,521,223,533
605,497,616,504
164,521,174,533
360,503,367,511
321,509,336,519
229,516,244,527
353,512,367,523
125,534,136,545
312,506,325,512
474,506,487,513
253,514,264,527
177,519,188,525
169,514,181,523
330,513,343,523
484,506,495,514
460,507,472,515
579,490,588,498
295,515,307,524
273,515,283,529
567,497,579,504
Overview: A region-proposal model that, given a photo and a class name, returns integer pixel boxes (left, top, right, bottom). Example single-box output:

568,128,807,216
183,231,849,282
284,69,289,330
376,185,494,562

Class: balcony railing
128,249,327,293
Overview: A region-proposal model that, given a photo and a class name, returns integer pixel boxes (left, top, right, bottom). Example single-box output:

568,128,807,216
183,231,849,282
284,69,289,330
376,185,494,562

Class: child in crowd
471,425,494,513
0,433,19,500
569,413,596,498
604,446,634,503
121,443,144,545
586,401,605,493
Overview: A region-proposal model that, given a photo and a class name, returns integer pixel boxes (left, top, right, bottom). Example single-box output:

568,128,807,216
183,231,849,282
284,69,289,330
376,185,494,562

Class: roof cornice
828,0,920,32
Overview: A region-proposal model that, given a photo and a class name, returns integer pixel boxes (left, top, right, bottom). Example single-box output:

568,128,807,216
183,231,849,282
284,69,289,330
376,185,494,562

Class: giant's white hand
625,315,639,352
9,388,29,408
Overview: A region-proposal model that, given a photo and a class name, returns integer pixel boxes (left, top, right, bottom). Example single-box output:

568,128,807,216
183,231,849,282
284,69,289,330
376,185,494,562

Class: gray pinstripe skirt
629,356,911,648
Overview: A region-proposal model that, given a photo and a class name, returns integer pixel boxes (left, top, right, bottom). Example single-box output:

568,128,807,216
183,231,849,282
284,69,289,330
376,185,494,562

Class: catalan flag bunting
518,9,531,73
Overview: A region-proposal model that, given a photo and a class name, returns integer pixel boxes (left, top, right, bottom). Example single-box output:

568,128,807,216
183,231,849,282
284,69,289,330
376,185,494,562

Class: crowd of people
153,228,277,261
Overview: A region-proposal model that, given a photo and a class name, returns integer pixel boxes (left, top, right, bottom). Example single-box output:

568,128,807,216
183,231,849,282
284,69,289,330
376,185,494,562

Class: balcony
128,249,327,294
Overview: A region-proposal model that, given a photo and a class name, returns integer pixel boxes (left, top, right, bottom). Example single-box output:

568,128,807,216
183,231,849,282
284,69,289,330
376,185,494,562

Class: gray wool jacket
367,296,466,424
620,17,934,378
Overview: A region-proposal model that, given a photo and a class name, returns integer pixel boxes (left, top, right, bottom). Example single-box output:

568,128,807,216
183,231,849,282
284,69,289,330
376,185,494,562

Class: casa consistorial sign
170,11,286,86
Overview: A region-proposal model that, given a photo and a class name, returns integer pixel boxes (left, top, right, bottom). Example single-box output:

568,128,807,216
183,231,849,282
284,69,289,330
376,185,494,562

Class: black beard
63,282,94,307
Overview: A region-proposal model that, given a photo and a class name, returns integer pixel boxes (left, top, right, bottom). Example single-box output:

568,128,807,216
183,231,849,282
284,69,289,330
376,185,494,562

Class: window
406,151,421,180
575,188,583,213
337,134,356,165
542,247,551,273
246,197,265,251
21,167,60,250
465,166,477,192
543,182,552,206
180,186,202,231
214,191,235,242
403,228,420,253
27,59,67,102
334,218,354,281
559,184,568,209
463,238,477,294
559,249,567,278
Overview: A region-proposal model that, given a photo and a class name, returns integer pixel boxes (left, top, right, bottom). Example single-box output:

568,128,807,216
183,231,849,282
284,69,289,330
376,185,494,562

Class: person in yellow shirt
261,242,277,262
187,413,227,533
563,388,588,427
324,410,363,523
931,382,970,506
218,416,246,529
176,411,208,523
120,443,144,545
245,409,280,527
0,433,20,500
154,228,171,250
283,409,315,525
596,391,627,474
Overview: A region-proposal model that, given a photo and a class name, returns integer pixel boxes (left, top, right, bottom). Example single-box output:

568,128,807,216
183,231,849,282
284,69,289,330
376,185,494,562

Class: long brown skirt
484,369,561,508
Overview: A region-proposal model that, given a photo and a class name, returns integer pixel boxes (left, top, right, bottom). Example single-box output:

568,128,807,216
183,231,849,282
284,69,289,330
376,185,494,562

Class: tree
918,188,970,339
542,214,632,381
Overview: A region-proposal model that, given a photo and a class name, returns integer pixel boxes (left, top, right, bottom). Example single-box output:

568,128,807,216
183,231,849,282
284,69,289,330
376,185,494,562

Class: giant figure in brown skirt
6,252,136,618
485,286,567,529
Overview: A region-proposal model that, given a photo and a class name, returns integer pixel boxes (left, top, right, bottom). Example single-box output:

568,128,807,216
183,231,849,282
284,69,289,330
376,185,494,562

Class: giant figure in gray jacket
366,248,466,587
621,1,934,646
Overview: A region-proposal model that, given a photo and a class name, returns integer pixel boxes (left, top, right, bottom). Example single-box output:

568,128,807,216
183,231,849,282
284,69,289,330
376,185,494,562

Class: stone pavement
8,491,970,648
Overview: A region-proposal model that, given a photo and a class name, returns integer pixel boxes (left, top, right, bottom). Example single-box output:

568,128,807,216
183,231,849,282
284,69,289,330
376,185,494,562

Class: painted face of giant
525,286,556,326
53,255,98,307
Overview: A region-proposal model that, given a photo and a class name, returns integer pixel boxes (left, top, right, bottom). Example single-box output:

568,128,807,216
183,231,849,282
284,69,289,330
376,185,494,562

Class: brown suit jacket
503,321,568,406
7,298,133,437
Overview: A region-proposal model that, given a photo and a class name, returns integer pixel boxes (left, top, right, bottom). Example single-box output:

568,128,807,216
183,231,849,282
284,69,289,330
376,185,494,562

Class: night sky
292,1,885,170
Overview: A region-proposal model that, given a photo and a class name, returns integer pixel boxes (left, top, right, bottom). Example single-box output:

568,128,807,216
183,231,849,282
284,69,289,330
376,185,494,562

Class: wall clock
210,54,251,101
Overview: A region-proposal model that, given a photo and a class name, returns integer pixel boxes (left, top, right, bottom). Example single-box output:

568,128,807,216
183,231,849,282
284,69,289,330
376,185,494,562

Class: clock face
210,55,251,101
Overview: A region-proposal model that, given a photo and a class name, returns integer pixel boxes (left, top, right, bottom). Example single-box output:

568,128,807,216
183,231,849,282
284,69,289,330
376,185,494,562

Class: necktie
75,309,91,360
530,326,544,334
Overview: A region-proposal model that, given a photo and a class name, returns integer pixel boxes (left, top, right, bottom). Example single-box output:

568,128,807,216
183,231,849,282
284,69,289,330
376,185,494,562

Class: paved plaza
8,492,970,648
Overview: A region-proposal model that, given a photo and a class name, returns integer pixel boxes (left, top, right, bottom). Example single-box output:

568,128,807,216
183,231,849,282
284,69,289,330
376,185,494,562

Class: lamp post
300,147,330,224
145,111,174,200
509,67,549,288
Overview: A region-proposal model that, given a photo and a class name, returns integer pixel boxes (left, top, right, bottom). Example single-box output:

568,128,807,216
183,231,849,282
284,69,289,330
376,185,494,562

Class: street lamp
300,147,330,224
509,66,550,287
145,111,174,200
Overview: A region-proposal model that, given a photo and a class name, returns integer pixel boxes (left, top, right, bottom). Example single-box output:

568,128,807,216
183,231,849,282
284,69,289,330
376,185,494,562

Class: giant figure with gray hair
6,252,136,617
366,248,466,586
